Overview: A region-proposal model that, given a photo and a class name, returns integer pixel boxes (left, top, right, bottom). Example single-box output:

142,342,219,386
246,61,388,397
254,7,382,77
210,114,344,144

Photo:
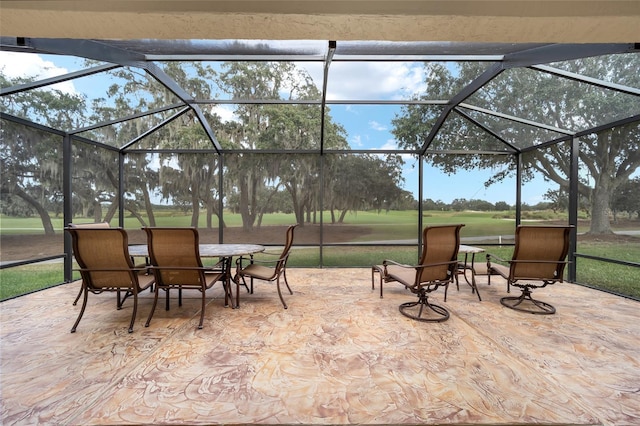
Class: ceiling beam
2,1,638,42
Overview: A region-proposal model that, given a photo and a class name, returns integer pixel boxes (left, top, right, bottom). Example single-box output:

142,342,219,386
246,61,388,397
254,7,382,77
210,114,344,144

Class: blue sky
0,51,553,205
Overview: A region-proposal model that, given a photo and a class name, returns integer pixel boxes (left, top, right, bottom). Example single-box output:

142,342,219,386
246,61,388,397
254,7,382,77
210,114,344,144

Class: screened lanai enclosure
1,38,639,301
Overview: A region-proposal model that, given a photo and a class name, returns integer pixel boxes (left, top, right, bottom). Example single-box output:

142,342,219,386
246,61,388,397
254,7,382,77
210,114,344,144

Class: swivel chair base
399,294,450,322
500,287,555,314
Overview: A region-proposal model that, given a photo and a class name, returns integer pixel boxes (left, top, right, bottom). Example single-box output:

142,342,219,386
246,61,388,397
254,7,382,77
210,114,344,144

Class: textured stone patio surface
1,268,639,425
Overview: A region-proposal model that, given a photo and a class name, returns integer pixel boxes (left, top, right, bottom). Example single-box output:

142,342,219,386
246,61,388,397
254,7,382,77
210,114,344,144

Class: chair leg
223,276,233,308
372,266,384,298
234,274,252,308
128,292,138,333
282,270,293,295
234,275,250,293
276,277,288,309
472,272,482,302
145,284,161,327
118,290,133,309
73,282,83,306
234,275,242,309
70,287,88,333
197,287,205,329
371,267,375,290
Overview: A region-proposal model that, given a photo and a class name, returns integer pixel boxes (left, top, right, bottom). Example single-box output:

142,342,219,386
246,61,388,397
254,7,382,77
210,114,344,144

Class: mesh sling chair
382,224,464,322
234,224,298,309
487,225,573,315
68,222,112,306
143,227,228,329
66,227,155,333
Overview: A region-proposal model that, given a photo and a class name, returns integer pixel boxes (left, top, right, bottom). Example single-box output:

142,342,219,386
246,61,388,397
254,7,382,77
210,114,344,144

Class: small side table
457,245,484,301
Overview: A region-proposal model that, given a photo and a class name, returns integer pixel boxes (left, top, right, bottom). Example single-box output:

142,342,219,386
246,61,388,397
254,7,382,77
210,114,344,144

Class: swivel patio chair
143,227,228,329
487,225,573,314
66,227,155,333
382,224,464,322
235,224,298,309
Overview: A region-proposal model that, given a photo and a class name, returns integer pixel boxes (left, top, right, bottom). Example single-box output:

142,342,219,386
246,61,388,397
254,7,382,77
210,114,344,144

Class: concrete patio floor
1,268,639,425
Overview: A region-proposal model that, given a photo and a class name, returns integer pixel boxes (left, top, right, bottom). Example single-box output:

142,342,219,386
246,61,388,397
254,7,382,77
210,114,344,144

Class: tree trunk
82,201,90,218
92,200,102,222
142,185,156,227
589,179,613,234
286,184,306,226
125,206,147,226
104,198,118,223
339,209,348,223
13,184,56,235
190,191,200,228
239,176,255,231
206,201,214,228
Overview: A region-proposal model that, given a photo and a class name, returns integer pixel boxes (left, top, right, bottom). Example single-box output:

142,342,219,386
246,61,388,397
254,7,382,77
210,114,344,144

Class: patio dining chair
486,225,573,314
66,227,155,333
381,224,464,322
234,224,298,309
68,222,112,306
143,227,228,329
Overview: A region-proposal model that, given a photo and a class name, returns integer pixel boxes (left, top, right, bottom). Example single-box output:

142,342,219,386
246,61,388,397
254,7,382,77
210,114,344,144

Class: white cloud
324,62,427,100
379,139,397,150
369,120,387,131
0,52,77,94
377,138,416,164
351,134,363,147
210,104,240,123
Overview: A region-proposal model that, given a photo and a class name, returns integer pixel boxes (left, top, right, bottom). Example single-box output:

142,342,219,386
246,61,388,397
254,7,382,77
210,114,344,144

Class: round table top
129,243,265,257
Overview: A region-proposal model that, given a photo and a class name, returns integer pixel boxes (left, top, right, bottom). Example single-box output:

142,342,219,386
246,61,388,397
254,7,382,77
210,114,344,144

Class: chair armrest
383,259,457,269
257,251,282,257
255,252,288,262
509,259,569,264
236,253,288,269
382,259,457,274
147,265,219,272
382,259,412,268
76,267,148,273
486,252,508,263
485,253,509,277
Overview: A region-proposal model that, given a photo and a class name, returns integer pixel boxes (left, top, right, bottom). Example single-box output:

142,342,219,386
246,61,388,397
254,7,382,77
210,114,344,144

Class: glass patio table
128,243,265,307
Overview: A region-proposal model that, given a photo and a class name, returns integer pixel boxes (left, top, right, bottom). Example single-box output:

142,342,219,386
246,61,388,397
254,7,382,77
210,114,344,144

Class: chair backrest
275,224,298,273
68,222,111,228
144,227,203,286
67,227,137,289
510,225,572,280
417,224,464,283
